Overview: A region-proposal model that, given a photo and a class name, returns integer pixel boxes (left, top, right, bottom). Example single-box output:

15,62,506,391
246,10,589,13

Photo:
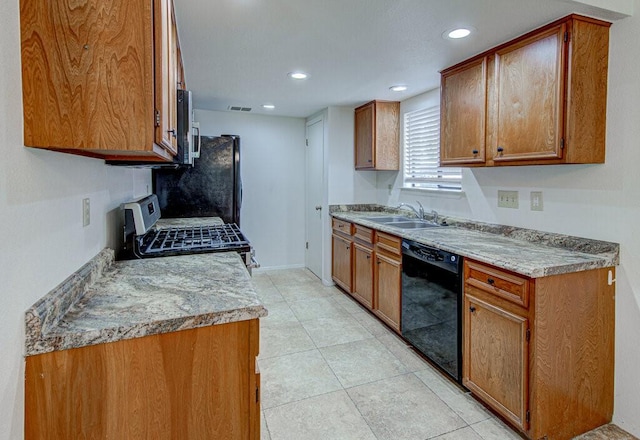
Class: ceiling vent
228,106,252,112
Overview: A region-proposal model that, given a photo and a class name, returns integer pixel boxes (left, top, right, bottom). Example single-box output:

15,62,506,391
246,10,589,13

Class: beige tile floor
254,268,635,440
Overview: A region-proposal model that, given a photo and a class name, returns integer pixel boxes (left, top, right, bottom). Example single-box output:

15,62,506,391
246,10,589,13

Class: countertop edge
331,210,619,277
25,250,267,357
26,305,268,357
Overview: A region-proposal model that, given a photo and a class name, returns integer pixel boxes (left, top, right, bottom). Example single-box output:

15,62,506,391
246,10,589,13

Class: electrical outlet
531,191,543,211
497,190,519,209
83,198,90,226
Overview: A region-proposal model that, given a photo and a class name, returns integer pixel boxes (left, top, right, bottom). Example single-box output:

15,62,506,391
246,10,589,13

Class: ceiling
173,0,628,119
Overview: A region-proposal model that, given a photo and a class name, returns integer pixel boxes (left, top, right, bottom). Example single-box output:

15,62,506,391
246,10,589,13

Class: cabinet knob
470,306,476,313
487,278,495,285
472,149,478,155
497,146,504,153
367,159,372,163
168,129,177,138
366,255,371,260
346,245,350,250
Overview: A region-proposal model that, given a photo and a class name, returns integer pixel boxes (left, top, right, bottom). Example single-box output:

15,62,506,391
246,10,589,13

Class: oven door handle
248,255,260,269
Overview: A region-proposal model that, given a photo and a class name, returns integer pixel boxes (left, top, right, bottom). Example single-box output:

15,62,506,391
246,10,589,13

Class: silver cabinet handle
315,205,322,211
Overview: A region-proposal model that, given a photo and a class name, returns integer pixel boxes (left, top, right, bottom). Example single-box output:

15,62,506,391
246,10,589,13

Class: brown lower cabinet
353,243,374,308
331,219,402,333
25,319,261,440
330,218,615,439
332,219,354,292
373,232,402,332
463,259,615,440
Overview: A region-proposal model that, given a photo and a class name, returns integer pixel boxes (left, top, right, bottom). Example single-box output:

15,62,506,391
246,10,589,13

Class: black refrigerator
153,135,242,225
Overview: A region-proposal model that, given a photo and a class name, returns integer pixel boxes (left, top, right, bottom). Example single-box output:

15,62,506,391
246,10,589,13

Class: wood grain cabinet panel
354,100,400,170
332,233,353,293
440,14,610,168
440,57,487,165
373,231,402,332
374,251,402,332
20,0,182,162
492,24,565,162
155,0,179,154
353,243,374,308
465,260,529,308
464,293,529,430
25,320,261,440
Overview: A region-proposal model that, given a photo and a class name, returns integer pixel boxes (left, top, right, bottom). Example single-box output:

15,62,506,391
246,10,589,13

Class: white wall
0,1,152,437
313,106,379,284
194,110,306,270
326,107,378,205
376,8,640,436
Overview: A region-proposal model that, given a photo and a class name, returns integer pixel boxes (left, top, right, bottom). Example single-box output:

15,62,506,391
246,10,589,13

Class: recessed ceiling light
389,85,408,92
444,27,474,40
288,71,308,80
262,104,275,110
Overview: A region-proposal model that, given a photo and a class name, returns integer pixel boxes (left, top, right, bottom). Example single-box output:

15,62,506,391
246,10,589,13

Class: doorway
305,117,324,278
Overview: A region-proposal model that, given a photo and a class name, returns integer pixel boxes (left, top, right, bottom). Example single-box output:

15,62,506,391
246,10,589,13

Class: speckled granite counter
332,207,619,278
156,216,224,228
25,249,266,356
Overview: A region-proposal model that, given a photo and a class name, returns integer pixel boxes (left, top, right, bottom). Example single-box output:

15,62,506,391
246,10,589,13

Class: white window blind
403,106,462,191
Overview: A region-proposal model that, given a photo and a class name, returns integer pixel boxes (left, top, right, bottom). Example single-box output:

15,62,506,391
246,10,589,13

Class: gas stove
137,223,250,256
120,195,257,273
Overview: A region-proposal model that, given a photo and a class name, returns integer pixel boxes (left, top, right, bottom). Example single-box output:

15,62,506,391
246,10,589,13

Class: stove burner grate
138,223,250,256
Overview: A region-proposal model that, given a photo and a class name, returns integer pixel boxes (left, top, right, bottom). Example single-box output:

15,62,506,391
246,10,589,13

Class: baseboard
253,264,306,273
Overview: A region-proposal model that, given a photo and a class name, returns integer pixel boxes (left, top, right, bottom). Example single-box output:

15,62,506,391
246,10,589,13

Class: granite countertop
156,216,224,228
332,209,619,278
25,249,266,356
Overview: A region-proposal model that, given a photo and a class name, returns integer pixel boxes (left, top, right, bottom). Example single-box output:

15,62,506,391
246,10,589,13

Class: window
403,106,462,191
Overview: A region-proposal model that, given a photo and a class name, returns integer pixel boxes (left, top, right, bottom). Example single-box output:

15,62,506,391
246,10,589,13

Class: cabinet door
352,243,373,308
440,58,487,165
20,0,155,153
332,234,353,292
25,321,259,440
154,0,178,155
492,24,566,162
355,103,375,169
464,294,529,430
374,253,401,332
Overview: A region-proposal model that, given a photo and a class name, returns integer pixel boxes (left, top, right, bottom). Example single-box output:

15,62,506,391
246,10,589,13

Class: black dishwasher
401,240,463,383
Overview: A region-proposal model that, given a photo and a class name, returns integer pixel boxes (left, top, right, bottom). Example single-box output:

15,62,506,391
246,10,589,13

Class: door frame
305,114,325,279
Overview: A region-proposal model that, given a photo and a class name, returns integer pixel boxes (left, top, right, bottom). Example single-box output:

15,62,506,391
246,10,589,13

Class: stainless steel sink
390,221,442,229
363,216,413,223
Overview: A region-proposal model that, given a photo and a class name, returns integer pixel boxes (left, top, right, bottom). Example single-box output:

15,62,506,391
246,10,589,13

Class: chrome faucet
397,201,425,220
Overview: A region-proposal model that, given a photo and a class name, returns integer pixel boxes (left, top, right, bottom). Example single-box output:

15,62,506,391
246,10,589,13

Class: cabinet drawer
332,218,353,236
375,231,402,258
353,224,374,245
465,260,529,308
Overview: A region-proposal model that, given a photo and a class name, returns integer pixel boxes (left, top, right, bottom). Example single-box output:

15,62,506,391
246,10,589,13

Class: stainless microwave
176,89,201,166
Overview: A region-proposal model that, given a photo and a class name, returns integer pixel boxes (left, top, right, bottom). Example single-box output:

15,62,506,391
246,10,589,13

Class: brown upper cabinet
440,14,610,167
20,0,182,162
355,100,400,170
440,58,488,165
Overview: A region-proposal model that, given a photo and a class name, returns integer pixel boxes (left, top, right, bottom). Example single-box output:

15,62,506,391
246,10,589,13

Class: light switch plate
498,190,519,209
531,191,543,211
83,198,90,226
